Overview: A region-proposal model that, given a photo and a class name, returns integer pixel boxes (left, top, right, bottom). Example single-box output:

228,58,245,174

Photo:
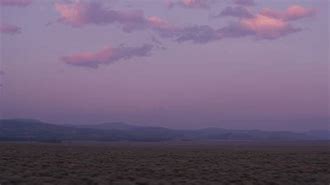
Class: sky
0,0,329,131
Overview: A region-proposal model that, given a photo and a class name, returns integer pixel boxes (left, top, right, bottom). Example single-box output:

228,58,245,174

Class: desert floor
0,141,329,185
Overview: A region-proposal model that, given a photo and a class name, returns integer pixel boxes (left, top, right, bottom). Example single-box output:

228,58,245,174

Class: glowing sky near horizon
0,0,329,131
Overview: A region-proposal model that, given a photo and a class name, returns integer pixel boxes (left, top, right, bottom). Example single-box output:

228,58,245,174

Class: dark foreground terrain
0,141,329,185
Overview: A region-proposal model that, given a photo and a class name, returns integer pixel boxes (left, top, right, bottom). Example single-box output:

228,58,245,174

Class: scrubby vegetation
0,142,329,185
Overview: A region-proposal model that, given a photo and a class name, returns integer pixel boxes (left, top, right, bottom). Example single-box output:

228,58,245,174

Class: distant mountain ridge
0,119,328,142
78,122,141,130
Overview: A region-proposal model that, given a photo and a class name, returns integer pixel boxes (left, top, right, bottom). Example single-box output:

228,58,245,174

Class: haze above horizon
0,0,329,131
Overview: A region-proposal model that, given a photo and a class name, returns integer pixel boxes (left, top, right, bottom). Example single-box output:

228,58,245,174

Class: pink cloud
55,1,145,30
161,15,300,43
0,23,21,35
0,0,32,7
285,5,316,20
62,44,153,68
167,0,212,9
173,21,293,43
54,2,87,27
54,1,317,44
260,5,316,21
146,16,178,37
172,6,304,43
147,16,172,30
54,1,176,34
173,3,316,43
54,1,179,41
239,14,299,39
210,4,316,40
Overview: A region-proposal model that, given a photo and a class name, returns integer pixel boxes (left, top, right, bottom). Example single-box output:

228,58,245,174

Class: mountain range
0,119,328,142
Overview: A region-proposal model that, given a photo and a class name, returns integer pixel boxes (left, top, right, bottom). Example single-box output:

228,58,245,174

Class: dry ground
0,141,329,185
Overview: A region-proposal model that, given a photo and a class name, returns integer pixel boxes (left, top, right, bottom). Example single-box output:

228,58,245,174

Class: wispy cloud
260,5,316,21
166,9,304,43
54,1,316,42
54,1,145,30
232,0,255,6
0,0,32,7
215,6,253,18
55,1,318,68
175,25,221,43
166,0,213,9
62,44,153,68
0,23,21,34
54,1,176,34
165,3,316,42
235,5,316,39
208,4,316,41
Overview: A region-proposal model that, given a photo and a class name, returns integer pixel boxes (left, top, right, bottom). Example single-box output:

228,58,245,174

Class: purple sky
0,0,329,131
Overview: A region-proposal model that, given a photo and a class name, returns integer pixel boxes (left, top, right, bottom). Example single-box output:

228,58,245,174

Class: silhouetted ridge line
0,119,328,142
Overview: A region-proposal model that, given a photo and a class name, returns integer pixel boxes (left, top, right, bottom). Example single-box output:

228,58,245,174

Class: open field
0,141,329,185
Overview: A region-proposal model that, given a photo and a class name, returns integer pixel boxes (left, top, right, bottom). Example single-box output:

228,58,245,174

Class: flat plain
0,141,329,185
